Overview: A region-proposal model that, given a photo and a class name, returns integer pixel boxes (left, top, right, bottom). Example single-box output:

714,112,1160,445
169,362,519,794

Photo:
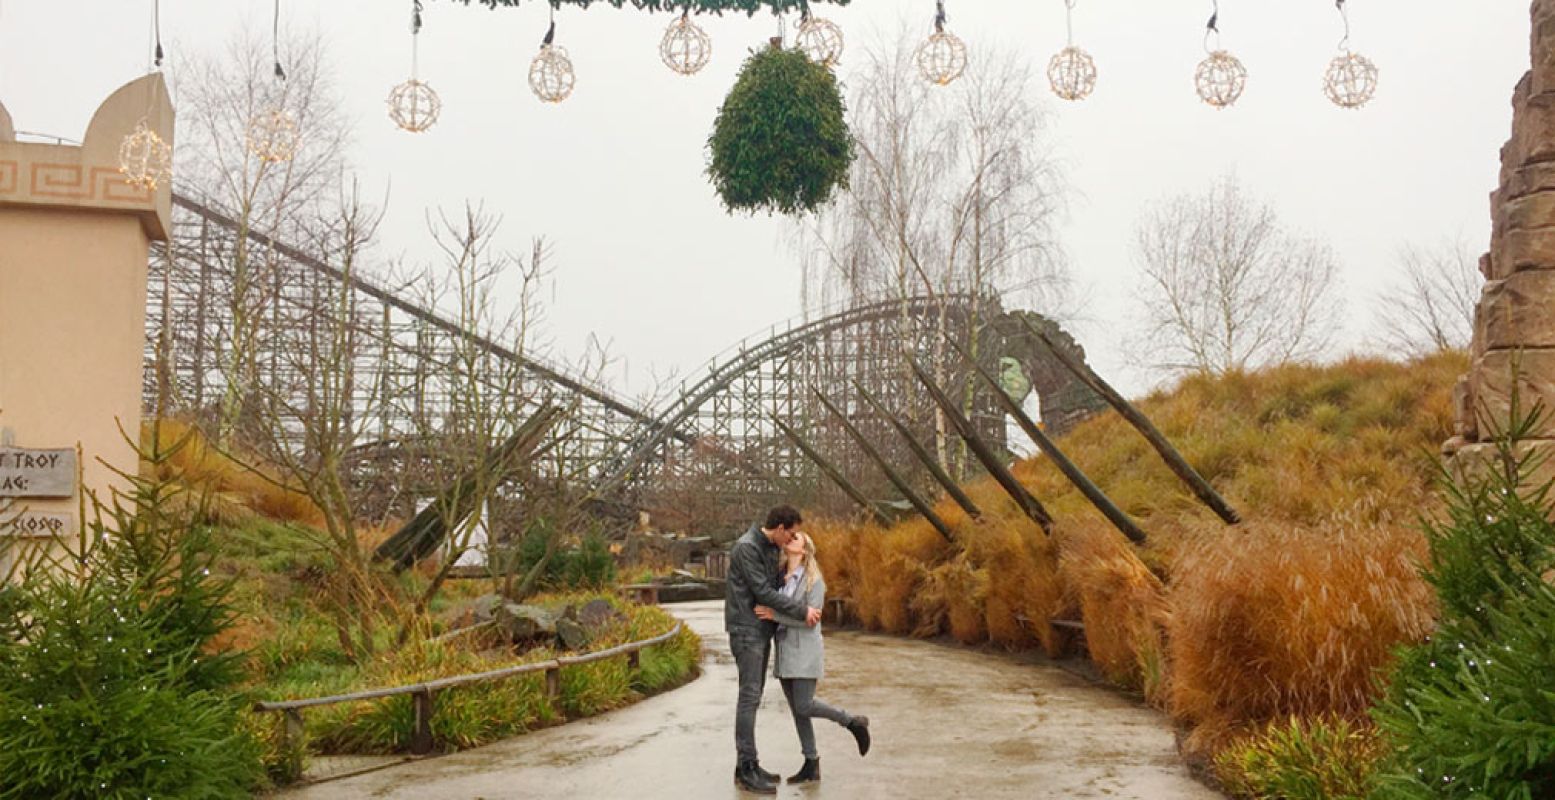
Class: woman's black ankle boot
846,715,871,756
788,757,821,783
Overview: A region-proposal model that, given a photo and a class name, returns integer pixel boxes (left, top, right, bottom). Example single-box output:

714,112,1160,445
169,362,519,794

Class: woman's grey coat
771,576,827,680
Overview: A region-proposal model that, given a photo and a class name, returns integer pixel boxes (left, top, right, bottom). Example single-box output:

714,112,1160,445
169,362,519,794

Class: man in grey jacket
724,505,820,794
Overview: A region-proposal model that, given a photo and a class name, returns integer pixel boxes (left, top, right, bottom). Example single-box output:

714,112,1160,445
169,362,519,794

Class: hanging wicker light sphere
246,107,301,162
1323,51,1378,109
529,44,575,103
660,12,712,75
1048,46,1097,101
118,119,172,190
796,16,844,67
917,29,968,86
1194,50,1246,109
387,79,441,132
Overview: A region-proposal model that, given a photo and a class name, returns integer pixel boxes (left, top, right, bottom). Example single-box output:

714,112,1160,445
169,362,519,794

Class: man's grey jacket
724,525,810,635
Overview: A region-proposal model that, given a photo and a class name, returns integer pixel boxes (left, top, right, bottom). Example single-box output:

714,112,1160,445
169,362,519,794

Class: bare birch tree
1131,175,1343,375
1376,238,1480,355
795,31,1066,476
172,26,350,446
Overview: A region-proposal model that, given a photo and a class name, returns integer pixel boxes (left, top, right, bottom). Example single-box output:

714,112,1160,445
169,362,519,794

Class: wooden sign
0,447,77,498
1,510,74,538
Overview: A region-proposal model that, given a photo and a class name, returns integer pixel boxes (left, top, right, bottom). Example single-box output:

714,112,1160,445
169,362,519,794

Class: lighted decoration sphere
387,79,442,132
118,119,172,191
529,44,576,103
1047,46,1097,101
659,14,712,75
796,16,844,67
246,107,301,163
916,30,968,86
1194,50,1247,109
1323,51,1378,109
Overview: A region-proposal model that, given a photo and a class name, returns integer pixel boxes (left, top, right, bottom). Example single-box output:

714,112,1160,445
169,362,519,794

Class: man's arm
732,543,809,619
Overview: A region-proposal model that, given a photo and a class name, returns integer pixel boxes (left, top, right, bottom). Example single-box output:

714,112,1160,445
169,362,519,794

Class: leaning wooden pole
853,380,982,521
908,359,1054,535
813,389,956,542
769,414,893,526
947,337,1148,545
1021,318,1241,525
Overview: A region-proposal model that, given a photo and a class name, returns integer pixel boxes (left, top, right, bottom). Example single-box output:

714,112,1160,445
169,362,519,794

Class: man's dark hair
764,505,803,531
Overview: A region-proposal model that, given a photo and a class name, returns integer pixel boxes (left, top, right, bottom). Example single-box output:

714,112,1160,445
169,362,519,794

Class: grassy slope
811,352,1464,765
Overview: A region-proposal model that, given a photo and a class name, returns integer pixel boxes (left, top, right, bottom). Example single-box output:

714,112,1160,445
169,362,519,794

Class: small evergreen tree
1372,398,1555,798
0,432,261,799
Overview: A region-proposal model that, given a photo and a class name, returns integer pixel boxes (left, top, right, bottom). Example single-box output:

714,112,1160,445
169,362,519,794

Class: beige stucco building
0,74,172,563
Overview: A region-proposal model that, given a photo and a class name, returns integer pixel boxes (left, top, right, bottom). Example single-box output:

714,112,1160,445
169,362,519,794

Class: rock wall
1446,0,1555,481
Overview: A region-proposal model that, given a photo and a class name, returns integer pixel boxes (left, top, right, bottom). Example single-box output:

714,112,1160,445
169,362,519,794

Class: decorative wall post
1445,0,1555,482
0,75,173,556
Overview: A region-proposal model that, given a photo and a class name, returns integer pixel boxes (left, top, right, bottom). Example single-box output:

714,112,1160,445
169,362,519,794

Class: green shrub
1214,716,1384,800
1371,403,1555,798
0,441,262,798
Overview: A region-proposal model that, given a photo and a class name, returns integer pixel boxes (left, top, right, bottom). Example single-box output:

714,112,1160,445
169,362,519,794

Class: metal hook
1203,0,1222,53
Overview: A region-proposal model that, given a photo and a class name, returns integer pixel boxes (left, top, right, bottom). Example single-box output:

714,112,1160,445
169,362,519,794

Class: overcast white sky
0,1,1532,401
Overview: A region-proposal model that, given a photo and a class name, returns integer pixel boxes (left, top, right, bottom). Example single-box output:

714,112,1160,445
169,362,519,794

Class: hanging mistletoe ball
706,45,854,216
118,119,173,190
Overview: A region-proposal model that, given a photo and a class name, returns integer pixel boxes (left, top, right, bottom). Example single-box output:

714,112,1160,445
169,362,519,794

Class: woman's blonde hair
798,533,823,593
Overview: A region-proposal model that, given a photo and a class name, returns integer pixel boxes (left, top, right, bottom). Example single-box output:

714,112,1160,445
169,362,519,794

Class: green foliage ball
707,45,854,216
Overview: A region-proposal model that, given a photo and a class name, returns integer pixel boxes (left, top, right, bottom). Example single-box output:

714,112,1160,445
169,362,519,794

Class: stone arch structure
981,310,1108,438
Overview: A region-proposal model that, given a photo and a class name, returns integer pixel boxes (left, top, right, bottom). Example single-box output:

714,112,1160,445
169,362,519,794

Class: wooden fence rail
256,621,685,757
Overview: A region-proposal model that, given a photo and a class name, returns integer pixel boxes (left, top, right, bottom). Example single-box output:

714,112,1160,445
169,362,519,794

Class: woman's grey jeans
779,677,853,759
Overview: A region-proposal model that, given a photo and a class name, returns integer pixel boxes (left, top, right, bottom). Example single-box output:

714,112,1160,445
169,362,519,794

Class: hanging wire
934,0,947,33
153,0,164,69
272,0,286,80
542,0,555,46
410,0,423,78
1064,0,1076,47
1203,0,1221,53
1336,0,1351,51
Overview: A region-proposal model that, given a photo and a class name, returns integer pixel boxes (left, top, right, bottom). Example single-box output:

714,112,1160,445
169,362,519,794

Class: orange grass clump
144,419,323,526
1166,516,1433,758
1058,521,1170,696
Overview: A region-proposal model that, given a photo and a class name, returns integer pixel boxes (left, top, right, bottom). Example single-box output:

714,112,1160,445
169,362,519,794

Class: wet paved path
280,601,1220,800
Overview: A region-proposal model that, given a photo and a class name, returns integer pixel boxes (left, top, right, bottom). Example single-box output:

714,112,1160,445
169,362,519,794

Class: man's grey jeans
730,628,772,764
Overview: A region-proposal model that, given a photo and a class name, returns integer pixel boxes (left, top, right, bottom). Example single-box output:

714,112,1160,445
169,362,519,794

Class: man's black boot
788,757,821,784
754,762,780,784
734,760,777,794
846,716,871,756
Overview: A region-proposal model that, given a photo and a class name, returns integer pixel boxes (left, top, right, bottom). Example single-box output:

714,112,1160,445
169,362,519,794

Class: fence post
411,689,435,756
545,667,561,700
628,649,640,670
281,708,305,778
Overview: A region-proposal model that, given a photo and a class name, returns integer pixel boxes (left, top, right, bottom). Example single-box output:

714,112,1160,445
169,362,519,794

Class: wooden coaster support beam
908,359,1054,535
947,336,1147,545
813,389,955,542
1019,316,1241,525
852,379,982,521
769,414,893,526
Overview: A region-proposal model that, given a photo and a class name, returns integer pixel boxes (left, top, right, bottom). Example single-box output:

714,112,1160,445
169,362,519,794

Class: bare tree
171,26,350,446
1376,238,1480,355
245,179,390,662
389,206,554,632
795,31,1066,475
1131,175,1343,375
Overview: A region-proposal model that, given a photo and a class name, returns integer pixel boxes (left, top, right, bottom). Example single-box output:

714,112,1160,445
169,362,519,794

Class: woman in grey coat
755,532,871,784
